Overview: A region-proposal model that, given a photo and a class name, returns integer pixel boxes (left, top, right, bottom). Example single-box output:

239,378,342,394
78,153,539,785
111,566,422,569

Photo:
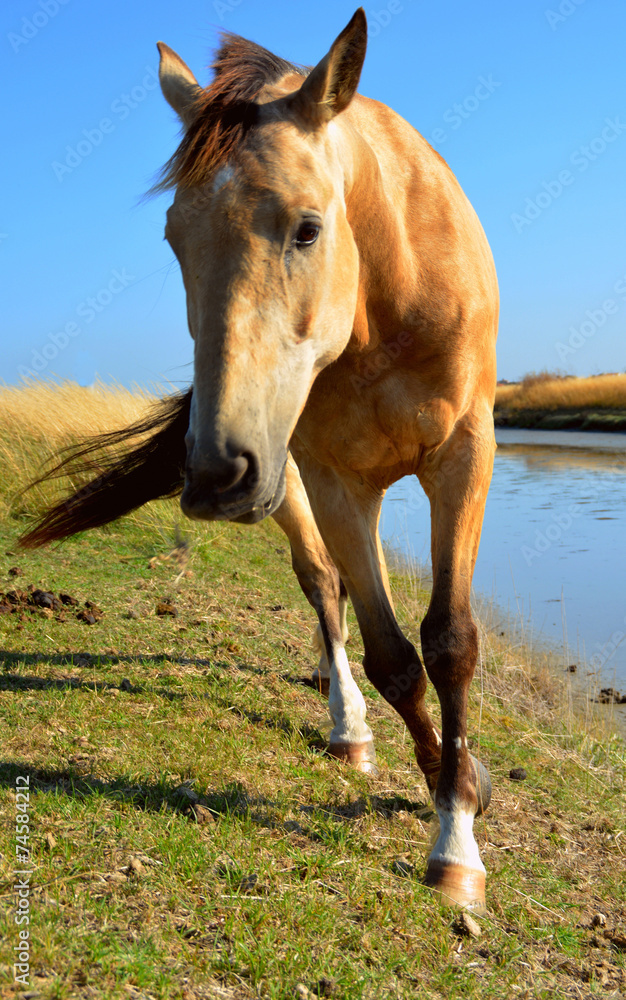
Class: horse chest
295,372,445,480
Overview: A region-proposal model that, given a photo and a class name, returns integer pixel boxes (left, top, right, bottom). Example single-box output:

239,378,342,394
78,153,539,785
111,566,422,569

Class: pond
379,429,626,693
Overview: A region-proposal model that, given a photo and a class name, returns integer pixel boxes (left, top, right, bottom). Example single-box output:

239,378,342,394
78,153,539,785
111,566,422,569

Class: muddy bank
494,407,626,431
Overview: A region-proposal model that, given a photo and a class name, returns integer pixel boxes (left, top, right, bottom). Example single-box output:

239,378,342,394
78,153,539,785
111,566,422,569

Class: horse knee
420,612,478,690
363,639,427,707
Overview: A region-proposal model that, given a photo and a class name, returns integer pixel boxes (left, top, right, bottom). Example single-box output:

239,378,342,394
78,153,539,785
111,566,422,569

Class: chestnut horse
21,10,498,911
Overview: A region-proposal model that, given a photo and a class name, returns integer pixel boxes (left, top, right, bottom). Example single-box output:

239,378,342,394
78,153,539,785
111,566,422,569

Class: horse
19,9,498,913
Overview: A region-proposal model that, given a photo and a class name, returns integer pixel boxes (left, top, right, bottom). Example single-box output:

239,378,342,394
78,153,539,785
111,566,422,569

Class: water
380,429,626,691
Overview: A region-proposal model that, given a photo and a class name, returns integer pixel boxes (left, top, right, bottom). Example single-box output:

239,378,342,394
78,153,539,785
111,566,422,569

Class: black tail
18,389,191,549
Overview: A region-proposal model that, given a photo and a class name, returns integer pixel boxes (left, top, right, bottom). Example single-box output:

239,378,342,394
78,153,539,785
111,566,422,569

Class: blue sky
2,0,625,388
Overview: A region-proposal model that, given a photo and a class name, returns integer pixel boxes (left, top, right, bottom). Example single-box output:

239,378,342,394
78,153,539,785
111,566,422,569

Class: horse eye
295,222,320,247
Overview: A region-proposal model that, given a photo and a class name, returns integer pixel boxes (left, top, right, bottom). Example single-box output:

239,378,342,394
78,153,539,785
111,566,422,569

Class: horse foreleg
272,455,376,772
293,458,443,793
311,582,349,696
418,415,495,913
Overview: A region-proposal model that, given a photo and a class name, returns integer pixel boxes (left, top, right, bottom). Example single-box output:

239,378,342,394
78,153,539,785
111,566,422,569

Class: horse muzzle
180,445,286,523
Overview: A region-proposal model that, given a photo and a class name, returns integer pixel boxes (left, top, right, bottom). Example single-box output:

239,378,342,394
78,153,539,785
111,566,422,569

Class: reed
495,371,626,412
0,378,158,517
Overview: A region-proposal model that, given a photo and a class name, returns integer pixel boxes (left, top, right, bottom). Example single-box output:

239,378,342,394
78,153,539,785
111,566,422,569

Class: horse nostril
214,453,249,494
241,451,258,489
183,442,262,514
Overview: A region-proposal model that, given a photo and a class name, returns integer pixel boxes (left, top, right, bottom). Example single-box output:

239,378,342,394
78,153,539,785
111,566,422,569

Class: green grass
0,464,625,996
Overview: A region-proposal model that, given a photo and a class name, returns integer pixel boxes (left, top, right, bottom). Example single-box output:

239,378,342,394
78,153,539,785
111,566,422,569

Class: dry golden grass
0,378,156,443
495,372,626,411
0,379,158,517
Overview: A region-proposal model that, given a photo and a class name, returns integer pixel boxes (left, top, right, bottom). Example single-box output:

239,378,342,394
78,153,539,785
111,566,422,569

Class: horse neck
342,122,417,352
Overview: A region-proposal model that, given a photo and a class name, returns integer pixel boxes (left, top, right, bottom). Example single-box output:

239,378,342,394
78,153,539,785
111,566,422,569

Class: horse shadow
0,757,430,840
0,648,432,836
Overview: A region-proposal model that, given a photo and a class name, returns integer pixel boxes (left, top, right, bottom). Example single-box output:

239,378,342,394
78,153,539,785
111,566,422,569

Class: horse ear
157,41,202,127
291,8,367,126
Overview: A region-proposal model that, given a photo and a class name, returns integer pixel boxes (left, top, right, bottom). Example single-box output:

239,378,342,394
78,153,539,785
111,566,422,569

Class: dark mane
156,34,305,191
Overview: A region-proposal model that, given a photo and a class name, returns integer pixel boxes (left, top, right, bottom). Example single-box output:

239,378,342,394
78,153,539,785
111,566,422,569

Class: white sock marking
312,596,349,684
428,801,484,873
327,647,373,746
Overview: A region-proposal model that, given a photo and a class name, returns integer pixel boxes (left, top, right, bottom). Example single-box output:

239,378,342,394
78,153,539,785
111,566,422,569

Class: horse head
158,10,367,523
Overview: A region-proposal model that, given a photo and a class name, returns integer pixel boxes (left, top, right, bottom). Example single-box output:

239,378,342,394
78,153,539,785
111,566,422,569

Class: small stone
31,589,55,609
77,601,103,624
238,873,258,893
127,856,145,877
174,784,199,804
453,912,482,939
596,687,622,705
120,678,132,692
190,803,215,825
294,986,312,1000
509,767,527,781
591,912,607,928
125,608,141,620
317,979,338,997
156,600,177,617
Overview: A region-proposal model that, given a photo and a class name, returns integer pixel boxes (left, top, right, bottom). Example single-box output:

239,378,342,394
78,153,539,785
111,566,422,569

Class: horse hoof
469,755,492,816
423,860,486,914
328,740,378,776
311,671,330,697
